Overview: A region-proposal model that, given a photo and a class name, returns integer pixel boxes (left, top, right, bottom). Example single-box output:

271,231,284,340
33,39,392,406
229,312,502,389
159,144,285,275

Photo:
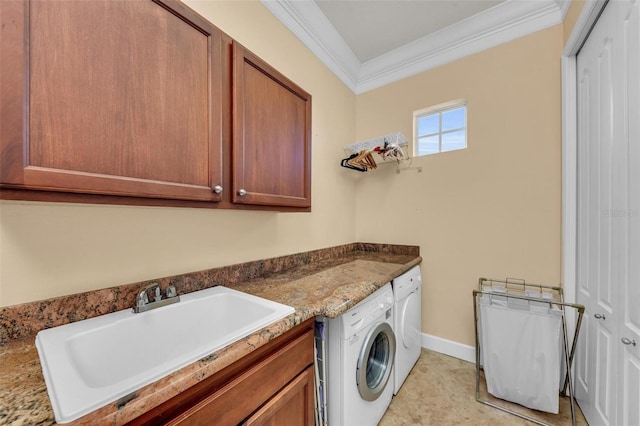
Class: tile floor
379,349,587,425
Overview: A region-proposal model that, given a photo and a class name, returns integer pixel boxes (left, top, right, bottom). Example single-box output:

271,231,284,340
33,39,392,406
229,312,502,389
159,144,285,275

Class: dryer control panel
392,265,422,301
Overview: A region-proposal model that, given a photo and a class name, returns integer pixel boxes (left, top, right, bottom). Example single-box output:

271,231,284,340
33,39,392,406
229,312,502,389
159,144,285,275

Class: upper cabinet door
1,0,224,202
232,42,311,209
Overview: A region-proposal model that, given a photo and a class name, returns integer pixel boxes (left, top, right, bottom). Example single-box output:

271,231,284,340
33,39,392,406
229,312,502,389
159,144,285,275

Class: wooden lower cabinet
242,366,314,426
128,318,315,426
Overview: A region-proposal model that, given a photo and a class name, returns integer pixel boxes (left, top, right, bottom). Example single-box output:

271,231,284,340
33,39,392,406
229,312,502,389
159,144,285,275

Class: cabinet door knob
213,185,223,194
621,337,637,346
238,189,247,196
594,313,606,320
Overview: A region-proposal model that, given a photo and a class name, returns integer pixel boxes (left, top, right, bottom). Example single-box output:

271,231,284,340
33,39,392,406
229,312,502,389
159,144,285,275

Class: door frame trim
561,0,608,336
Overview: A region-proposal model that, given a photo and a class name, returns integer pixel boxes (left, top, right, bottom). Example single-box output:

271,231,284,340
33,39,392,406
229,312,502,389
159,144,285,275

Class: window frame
413,100,467,157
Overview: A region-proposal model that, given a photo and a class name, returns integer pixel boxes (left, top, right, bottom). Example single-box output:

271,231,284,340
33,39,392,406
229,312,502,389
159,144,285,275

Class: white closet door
576,3,620,424
619,1,640,425
576,1,640,425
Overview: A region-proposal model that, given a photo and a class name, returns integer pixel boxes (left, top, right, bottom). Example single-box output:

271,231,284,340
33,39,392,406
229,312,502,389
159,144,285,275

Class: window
413,101,467,156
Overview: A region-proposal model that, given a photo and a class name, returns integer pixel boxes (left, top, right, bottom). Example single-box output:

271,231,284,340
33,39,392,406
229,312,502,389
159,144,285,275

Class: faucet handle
152,286,162,302
166,286,178,298
137,292,149,307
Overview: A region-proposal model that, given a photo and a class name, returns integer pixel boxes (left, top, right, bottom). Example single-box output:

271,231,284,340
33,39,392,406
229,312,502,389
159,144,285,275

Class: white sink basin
35,286,295,423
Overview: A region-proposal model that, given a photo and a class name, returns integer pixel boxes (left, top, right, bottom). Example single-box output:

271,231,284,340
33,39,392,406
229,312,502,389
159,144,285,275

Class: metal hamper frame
473,278,585,426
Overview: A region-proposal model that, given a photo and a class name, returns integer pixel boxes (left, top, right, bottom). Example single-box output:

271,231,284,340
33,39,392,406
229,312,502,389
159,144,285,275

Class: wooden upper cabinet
1,0,224,202
232,42,311,209
1,1,312,210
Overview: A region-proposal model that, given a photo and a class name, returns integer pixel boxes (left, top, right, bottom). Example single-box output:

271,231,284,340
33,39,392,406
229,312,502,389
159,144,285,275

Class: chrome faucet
133,282,180,313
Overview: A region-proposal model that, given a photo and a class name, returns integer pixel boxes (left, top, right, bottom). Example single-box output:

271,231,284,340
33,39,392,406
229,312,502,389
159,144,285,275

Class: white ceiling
261,0,570,94
314,0,506,62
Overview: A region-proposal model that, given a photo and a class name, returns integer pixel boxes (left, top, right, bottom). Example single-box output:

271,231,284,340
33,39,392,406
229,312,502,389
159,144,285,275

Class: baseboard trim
421,333,476,364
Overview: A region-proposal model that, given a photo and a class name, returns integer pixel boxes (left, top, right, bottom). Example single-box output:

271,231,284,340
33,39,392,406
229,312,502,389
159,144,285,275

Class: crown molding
556,0,572,21
260,0,360,92
356,0,562,93
261,0,563,95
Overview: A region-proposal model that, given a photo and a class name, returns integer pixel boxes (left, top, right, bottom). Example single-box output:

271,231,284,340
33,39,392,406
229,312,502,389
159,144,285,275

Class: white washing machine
392,265,422,395
316,283,396,426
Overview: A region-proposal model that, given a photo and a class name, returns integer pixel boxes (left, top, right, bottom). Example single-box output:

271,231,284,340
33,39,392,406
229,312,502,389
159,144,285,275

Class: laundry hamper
473,278,584,426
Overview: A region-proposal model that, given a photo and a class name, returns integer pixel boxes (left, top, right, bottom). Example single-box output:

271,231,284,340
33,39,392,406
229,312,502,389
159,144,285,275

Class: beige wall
0,0,357,307
0,1,575,352
354,26,564,346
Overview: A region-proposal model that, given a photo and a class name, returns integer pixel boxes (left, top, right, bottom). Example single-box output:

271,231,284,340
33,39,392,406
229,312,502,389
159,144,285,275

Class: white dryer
318,283,396,426
392,265,422,395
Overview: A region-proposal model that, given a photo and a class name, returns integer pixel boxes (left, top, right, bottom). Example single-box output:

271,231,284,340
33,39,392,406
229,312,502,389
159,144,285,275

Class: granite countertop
0,245,421,425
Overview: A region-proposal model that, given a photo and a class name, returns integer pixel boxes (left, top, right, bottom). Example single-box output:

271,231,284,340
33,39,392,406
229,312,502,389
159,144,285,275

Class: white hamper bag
480,299,563,413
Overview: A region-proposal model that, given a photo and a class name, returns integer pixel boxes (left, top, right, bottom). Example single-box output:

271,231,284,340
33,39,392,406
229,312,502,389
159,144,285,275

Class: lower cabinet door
243,366,315,426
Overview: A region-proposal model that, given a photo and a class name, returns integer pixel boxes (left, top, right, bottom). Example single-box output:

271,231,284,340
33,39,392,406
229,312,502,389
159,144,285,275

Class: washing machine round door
356,322,396,401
